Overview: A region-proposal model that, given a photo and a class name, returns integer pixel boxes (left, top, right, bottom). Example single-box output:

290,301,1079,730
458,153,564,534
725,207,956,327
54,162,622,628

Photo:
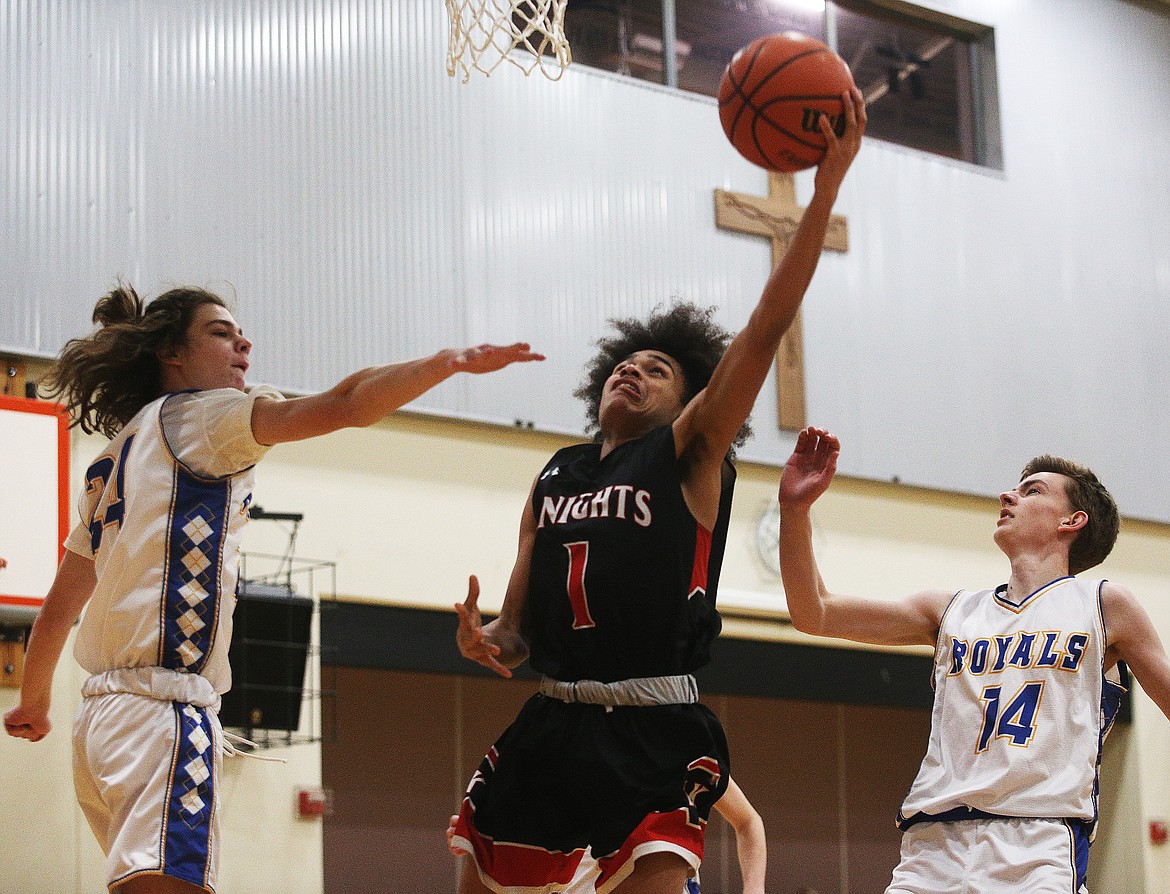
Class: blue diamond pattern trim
164,701,214,886
162,468,230,674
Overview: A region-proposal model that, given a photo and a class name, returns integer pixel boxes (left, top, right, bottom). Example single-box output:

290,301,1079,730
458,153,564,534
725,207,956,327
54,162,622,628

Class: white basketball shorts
886,816,1090,894
73,668,222,892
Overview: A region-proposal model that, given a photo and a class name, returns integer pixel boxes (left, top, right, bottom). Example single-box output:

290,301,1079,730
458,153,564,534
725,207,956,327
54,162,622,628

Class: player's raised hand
455,575,513,678
779,426,840,511
448,343,545,375
815,85,865,193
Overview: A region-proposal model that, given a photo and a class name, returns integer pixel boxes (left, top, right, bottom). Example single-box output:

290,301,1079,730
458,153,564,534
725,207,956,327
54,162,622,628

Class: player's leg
77,687,220,894
594,706,726,894
609,852,692,894
73,696,114,852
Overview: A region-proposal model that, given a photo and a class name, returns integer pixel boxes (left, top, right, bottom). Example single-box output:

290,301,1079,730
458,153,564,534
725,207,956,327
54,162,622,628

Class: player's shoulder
1097,578,1136,606
918,587,978,637
1095,579,1151,647
164,385,281,419
534,441,596,484
914,587,962,608
549,440,597,466
162,386,241,411
911,588,958,620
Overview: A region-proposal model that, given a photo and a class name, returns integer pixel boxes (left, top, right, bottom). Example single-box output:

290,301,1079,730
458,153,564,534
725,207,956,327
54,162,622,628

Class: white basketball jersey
899,577,1125,828
67,387,281,693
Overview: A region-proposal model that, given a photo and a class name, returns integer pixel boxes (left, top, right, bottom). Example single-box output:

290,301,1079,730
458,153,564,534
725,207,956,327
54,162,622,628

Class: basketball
718,31,856,173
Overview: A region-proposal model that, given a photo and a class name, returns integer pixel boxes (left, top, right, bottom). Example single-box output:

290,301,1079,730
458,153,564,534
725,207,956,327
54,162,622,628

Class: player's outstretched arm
1103,582,1170,721
251,343,544,446
779,427,946,647
3,550,96,742
674,88,865,473
716,778,767,894
454,478,538,678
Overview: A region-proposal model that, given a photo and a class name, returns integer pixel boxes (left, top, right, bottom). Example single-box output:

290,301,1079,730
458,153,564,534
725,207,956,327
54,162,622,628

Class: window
833,1,999,166
562,0,1001,168
566,1,825,95
565,0,667,86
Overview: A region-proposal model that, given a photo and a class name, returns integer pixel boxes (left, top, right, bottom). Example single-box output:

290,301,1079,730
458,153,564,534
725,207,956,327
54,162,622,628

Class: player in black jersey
451,88,865,894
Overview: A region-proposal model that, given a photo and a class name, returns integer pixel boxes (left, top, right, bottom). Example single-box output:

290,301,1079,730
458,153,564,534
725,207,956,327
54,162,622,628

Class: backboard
0,396,69,626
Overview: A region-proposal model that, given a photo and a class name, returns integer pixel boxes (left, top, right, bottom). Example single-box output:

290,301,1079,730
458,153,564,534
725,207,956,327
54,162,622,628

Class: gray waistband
539,674,698,707
81,667,221,710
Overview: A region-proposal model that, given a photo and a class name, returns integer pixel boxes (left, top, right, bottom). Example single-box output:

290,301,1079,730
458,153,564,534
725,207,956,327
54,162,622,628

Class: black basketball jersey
523,424,736,683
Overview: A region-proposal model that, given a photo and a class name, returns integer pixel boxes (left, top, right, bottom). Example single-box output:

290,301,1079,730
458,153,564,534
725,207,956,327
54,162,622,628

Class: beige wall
3,408,1168,893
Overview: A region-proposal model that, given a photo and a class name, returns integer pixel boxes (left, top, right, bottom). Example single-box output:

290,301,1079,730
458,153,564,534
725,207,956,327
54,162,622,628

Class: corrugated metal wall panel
453,69,774,435
2,0,1169,520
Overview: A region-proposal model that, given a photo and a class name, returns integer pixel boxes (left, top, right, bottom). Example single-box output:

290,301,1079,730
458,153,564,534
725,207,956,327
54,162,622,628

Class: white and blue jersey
66,385,281,892
67,386,281,692
898,577,1125,832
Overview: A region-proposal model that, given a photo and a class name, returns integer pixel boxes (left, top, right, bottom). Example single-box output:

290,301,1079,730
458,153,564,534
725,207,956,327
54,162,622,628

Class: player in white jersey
4,283,541,894
775,427,1170,894
447,776,767,894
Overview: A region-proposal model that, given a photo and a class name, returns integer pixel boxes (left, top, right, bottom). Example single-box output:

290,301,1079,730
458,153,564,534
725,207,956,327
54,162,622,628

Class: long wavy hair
42,283,228,438
573,302,751,453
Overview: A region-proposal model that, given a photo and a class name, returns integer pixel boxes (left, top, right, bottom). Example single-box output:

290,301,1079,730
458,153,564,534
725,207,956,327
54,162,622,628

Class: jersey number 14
977,681,1045,752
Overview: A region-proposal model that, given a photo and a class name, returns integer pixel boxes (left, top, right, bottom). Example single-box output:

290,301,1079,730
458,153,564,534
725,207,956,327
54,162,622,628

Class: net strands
445,0,572,81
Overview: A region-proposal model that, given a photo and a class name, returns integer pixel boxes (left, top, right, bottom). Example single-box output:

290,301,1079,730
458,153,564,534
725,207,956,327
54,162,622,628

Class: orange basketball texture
718,32,856,172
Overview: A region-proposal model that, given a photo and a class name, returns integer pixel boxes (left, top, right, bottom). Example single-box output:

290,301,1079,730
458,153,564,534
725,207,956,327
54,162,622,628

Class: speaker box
220,582,313,731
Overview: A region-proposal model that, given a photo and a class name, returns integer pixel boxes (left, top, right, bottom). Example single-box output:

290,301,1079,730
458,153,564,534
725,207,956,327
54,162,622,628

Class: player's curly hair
42,282,229,438
1020,455,1120,575
573,302,751,453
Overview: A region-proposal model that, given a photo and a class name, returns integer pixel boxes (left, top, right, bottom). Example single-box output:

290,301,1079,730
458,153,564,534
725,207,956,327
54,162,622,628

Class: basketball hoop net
444,0,572,81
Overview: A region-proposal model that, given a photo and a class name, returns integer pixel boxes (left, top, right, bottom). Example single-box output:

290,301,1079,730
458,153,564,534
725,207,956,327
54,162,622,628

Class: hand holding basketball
814,86,866,194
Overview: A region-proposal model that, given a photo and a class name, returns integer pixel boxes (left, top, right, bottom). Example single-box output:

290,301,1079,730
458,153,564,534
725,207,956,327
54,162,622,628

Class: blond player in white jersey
776,427,1170,894
4,283,541,894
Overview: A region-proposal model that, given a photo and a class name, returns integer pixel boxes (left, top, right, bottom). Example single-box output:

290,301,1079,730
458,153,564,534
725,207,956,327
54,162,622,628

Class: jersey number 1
563,541,596,629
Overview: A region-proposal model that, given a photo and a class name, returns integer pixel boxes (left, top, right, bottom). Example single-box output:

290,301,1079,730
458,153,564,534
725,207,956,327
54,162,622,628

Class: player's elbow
327,375,384,429
787,603,829,636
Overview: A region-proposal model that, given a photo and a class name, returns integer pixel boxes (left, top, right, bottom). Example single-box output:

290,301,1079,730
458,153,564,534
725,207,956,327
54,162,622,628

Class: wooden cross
714,173,849,431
